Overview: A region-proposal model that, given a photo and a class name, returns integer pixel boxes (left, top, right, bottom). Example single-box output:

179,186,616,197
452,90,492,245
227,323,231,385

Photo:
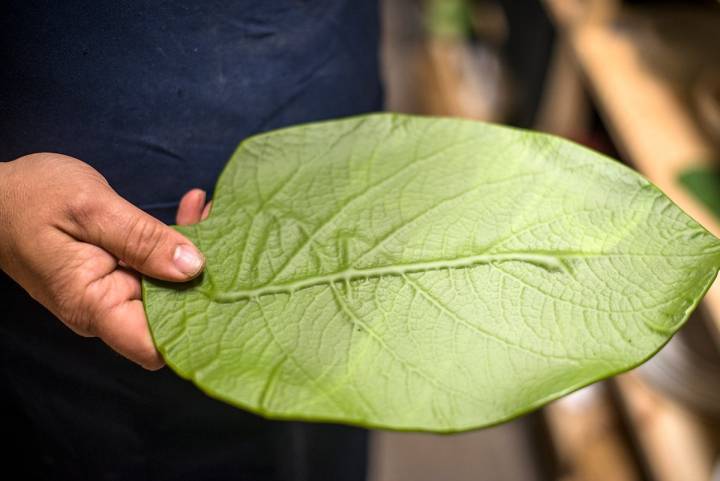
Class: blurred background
369,0,720,480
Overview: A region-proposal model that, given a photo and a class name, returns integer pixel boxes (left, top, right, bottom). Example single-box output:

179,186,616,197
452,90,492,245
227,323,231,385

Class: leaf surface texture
143,114,720,431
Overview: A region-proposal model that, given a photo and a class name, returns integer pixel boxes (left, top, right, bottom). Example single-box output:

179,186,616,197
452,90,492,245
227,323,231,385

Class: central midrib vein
200,251,574,303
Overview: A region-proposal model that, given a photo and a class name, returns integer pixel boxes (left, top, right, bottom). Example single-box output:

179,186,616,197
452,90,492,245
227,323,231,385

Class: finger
85,265,142,302
111,267,142,300
69,189,205,282
176,189,206,226
201,201,213,221
93,299,165,370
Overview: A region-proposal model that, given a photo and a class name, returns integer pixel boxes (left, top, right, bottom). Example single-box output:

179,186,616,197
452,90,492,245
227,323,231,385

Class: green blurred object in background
678,166,720,221
425,0,474,39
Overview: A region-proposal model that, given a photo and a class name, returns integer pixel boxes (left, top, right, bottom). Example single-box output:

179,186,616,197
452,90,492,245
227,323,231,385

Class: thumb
71,190,205,281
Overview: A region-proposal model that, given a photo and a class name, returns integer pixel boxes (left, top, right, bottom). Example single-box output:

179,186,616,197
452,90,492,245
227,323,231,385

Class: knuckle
122,217,166,266
76,322,98,338
40,263,101,338
59,299,98,337
64,188,99,230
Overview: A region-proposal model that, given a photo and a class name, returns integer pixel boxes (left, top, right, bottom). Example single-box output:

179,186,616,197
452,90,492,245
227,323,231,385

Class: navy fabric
0,1,381,480
0,0,382,222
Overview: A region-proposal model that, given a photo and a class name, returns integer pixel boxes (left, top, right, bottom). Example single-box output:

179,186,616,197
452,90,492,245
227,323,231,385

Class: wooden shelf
543,2,720,480
544,384,642,481
544,0,720,338
613,373,716,481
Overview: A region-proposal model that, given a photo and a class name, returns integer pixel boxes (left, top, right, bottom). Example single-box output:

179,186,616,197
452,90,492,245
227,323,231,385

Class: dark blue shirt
0,0,382,222
0,2,381,479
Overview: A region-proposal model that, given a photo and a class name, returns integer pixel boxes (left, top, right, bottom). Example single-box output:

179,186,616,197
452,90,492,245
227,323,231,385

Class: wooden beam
544,384,643,481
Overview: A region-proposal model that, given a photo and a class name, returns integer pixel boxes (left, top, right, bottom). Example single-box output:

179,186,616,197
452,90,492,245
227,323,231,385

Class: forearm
0,159,17,273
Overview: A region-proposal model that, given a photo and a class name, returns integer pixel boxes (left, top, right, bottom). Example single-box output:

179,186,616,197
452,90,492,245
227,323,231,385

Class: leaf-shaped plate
143,114,720,432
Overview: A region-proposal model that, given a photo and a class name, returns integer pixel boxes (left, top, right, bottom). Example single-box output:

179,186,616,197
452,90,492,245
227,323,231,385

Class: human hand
0,153,211,369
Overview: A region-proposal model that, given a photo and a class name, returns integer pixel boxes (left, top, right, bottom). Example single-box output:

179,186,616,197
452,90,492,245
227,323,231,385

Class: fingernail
173,245,204,276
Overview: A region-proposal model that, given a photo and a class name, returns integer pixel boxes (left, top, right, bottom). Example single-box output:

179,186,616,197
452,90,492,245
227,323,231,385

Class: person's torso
0,3,380,479
0,0,382,222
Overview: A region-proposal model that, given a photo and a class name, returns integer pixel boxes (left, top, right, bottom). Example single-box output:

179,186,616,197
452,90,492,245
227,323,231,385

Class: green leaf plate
143,114,720,432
